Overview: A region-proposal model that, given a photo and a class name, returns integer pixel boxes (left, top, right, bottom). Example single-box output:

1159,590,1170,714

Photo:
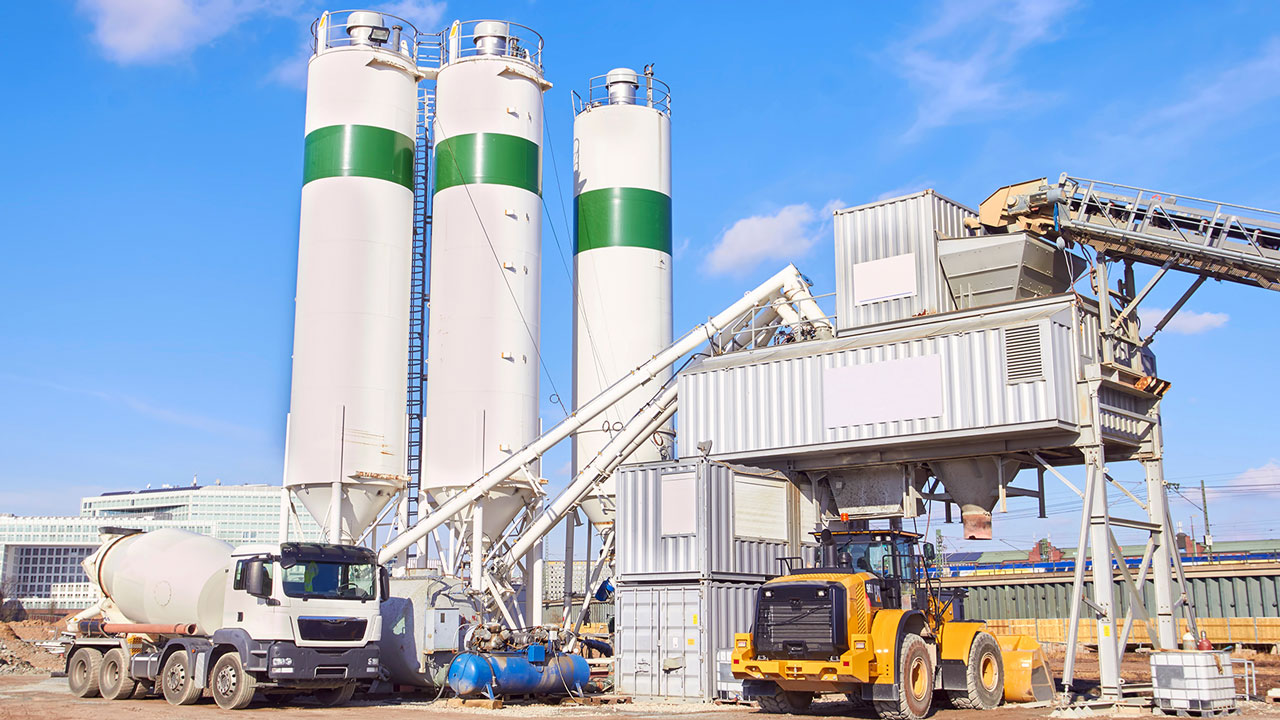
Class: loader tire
312,681,357,707
99,648,139,700
947,632,1003,710
756,687,814,713
68,647,103,698
874,633,933,720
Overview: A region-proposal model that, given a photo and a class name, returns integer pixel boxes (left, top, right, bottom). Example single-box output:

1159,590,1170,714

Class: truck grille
752,582,848,660
297,617,367,642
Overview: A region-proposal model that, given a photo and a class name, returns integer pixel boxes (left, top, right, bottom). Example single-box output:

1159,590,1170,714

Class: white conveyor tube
378,264,815,564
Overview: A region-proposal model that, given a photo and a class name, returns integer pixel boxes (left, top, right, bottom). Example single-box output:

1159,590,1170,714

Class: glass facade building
0,484,323,611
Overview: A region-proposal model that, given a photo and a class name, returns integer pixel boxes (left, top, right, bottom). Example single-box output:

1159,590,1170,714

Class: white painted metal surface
85,529,232,635
573,74,673,528
285,17,416,541
424,36,547,542
834,190,975,332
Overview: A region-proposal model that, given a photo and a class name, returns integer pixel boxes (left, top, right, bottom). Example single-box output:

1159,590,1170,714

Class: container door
659,586,702,698
618,587,660,697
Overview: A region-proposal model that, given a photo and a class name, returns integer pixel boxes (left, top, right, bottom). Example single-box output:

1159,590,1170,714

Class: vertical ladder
403,84,434,561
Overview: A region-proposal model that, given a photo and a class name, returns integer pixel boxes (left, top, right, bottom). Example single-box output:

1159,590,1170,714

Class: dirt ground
2,675,1280,720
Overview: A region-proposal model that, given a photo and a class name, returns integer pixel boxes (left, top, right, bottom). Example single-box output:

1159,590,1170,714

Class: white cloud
704,200,842,277
1137,307,1229,335
78,0,276,64
78,0,446,69
888,0,1076,140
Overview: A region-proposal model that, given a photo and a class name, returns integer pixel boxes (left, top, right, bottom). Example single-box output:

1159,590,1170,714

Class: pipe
101,622,198,636
378,264,815,564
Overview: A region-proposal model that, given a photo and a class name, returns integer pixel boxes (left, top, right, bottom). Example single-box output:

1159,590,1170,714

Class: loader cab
814,528,933,611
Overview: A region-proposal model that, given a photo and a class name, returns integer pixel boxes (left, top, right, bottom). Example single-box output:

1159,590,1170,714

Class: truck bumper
266,641,380,684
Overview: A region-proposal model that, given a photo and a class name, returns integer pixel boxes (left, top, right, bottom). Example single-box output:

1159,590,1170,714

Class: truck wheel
947,632,1003,710
160,650,203,706
312,682,357,707
68,647,103,698
874,633,933,720
211,653,258,710
99,648,140,700
756,688,814,713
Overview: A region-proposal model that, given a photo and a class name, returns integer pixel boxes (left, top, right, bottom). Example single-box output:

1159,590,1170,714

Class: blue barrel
447,647,590,697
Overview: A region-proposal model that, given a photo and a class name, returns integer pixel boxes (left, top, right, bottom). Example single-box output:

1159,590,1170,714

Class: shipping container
834,190,975,332
614,581,759,700
678,293,1156,467
615,459,820,583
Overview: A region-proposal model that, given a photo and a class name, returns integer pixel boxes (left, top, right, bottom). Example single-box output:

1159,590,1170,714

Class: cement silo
284,10,419,542
572,68,673,528
423,21,549,547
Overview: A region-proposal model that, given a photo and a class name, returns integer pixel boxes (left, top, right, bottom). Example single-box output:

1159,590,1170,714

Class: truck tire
68,647,103,698
210,653,257,710
160,650,203,706
99,648,140,700
874,633,933,720
312,682,357,707
947,632,1003,710
756,687,814,713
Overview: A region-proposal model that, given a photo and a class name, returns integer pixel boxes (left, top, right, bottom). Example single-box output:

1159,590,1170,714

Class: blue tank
447,646,590,697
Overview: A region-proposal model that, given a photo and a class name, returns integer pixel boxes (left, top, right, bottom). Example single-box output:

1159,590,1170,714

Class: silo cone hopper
931,457,1023,540
428,484,538,545
938,232,1086,310
292,473,407,544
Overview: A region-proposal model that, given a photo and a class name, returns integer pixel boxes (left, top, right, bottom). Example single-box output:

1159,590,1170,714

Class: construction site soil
1,621,1277,719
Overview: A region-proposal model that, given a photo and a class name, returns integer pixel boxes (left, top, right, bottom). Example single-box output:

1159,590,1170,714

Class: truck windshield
280,561,376,600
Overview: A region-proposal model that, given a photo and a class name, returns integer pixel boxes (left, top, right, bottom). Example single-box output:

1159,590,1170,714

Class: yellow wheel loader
731,528,1053,719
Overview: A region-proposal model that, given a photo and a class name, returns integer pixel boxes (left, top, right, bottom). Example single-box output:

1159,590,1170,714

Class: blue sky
2,1,1279,555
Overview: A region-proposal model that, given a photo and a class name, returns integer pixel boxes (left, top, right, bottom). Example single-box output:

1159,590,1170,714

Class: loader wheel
312,682,357,707
99,648,139,700
947,632,1003,710
756,687,814,713
161,650,203,706
68,647,103,698
211,653,258,710
874,633,933,720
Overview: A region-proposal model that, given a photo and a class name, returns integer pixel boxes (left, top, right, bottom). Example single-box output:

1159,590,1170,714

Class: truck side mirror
379,566,391,601
923,543,936,562
245,559,271,598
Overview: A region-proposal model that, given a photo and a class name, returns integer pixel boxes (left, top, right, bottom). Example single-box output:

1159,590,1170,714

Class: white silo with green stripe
572,68,674,529
284,10,420,543
423,21,550,544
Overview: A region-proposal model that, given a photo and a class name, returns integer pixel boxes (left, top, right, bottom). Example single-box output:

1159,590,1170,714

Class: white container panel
835,190,976,331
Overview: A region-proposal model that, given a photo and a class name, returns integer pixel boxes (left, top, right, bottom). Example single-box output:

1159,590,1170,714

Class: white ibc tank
85,529,232,636
285,10,420,541
572,69,673,528
424,21,549,541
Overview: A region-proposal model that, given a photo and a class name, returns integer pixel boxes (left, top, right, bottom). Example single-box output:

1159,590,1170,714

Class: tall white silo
284,10,419,543
423,21,549,545
572,68,674,529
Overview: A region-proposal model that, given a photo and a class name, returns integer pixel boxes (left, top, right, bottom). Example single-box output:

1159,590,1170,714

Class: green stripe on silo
303,124,415,190
434,133,541,195
574,187,672,254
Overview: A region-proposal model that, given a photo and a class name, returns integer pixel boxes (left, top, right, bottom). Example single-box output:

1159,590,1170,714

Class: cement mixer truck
62,527,387,709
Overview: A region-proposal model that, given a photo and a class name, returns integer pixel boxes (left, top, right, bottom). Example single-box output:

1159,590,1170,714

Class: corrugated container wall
835,190,976,332
678,297,1083,462
615,459,820,583
615,581,758,700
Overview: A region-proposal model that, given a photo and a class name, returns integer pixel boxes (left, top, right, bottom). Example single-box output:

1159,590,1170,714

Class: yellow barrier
983,617,1280,646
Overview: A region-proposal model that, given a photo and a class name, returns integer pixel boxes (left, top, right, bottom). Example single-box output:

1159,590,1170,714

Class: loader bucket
996,634,1055,703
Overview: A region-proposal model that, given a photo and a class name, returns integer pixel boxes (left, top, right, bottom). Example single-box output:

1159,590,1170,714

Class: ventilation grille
1005,326,1043,383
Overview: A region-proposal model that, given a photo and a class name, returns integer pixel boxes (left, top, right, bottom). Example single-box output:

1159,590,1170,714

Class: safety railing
311,9,420,59
572,67,671,115
437,19,543,70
